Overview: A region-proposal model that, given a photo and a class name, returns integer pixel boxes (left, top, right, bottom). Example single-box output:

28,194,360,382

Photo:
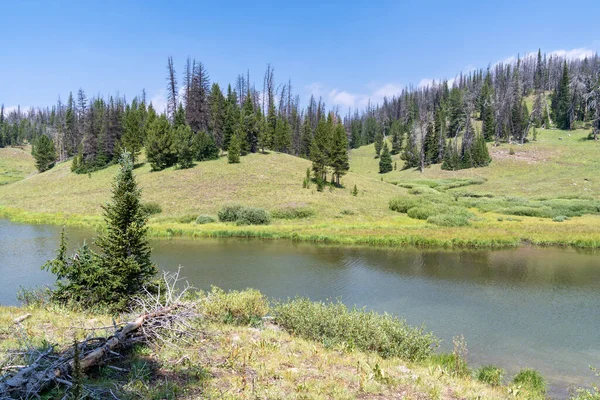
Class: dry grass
0,146,37,185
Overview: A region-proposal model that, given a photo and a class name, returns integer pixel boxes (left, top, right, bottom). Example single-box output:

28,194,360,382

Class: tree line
2,50,599,175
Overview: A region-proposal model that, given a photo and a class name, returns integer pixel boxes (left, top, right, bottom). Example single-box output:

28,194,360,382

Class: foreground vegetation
1,287,568,399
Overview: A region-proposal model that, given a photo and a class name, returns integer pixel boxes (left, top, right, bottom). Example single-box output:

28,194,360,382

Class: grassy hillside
1,128,599,247
0,146,36,185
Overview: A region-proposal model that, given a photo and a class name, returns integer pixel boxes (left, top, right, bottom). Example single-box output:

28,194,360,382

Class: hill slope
1,128,599,248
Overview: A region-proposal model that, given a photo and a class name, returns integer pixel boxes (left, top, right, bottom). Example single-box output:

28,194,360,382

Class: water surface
1,219,598,397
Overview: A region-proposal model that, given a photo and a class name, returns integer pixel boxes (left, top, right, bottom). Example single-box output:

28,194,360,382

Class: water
1,220,599,397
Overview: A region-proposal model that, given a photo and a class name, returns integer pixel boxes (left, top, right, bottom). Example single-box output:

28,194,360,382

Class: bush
176,214,197,223
340,209,356,215
476,365,504,386
427,213,470,227
141,202,162,215
235,207,271,225
274,298,438,361
512,368,546,395
271,206,315,219
389,197,421,213
429,353,470,377
407,205,442,220
498,206,554,218
195,214,216,224
200,287,269,326
218,204,244,222
552,215,569,222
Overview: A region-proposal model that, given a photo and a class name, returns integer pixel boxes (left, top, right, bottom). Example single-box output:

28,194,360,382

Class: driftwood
0,268,196,399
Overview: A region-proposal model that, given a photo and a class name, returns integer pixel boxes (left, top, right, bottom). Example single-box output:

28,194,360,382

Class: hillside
1,128,600,248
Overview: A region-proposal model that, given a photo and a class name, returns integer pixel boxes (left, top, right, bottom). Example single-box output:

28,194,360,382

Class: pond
1,219,598,398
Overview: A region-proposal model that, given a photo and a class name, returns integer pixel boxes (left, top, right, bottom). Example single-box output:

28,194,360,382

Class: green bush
271,206,315,219
274,298,438,361
176,214,197,223
429,353,470,377
512,368,546,395
552,215,569,222
476,365,504,386
407,206,440,220
141,202,162,215
408,186,439,195
427,213,470,227
200,287,269,326
389,197,421,213
195,214,216,224
340,209,356,215
498,206,554,218
235,207,271,225
218,204,244,222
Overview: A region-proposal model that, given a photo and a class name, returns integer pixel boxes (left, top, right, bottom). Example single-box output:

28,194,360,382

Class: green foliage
330,122,349,185
476,365,504,386
274,298,438,361
195,214,216,224
43,151,155,311
551,61,571,130
389,197,421,213
428,353,470,377
193,131,219,161
512,369,546,395
378,142,393,173
310,117,331,184
32,135,56,172
227,133,241,164
200,287,269,326
174,125,195,169
374,130,383,157
571,367,600,399
427,213,470,227
146,115,176,171
390,120,403,155
235,207,271,225
141,202,162,216
352,184,358,196
509,147,515,155
217,204,270,225
271,206,315,219
553,215,569,222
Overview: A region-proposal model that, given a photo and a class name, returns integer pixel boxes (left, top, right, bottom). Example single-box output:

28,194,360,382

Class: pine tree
470,133,492,167
242,90,259,153
222,85,239,151
423,121,440,164
401,127,419,168
32,134,56,172
208,83,226,148
300,114,312,157
121,98,144,161
379,142,393,173
193,131,219,161
227,133,241,164
173,102,186,128
552,61,571,130
448,88,465,137
374,130,384,158
273,117,291,153
146,115,176,171
175,125,194,169
330,122,349,185
441,139,460,170
390,120,403,155
95,151,155,309
310,117,330,185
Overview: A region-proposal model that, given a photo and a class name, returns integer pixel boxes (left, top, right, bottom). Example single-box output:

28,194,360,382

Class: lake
1,219,598,398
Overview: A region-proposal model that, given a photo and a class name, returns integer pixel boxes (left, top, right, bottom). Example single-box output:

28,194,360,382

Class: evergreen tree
374,130,384,157
300,114,312,158
242,90,259,153
146,115,176,171
401,128,419,168
173,102,186,128
379,142,393,173
121,98,144,161
193,131,220,161
330,122,349,185
273,117,291,153
222,85,239,151
552,61,571,130
441,140,461,170
470,133,492,167
390,120,403,155
350,118,362,149
310,117,330,185
448,88,465,137
227,133,241,164
423,121,440,164
32,134,56,172
175,125,194,169
208,83,226,148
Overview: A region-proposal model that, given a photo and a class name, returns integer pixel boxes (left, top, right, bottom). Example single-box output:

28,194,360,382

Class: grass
1,127,600,248
1,293,538,400
0,146,37,185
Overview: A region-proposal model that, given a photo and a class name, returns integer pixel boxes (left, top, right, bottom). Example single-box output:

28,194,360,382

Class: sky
1,0,599,113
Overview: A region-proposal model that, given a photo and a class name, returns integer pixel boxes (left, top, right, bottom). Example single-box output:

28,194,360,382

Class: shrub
389,197,421,213
512,368,546,395
498,206,553,218
407,205,442,220
195,214,216,224
176,214,197,223
271,206,315,219
408,186,439,195
235,207,271,225
509,147,515,155
427,213,470,227
429,353,470,377
218,204,244,222
552,215,569,222
200,287,269,326
141,202,162,215
340,209,356,215
476,365,504,386
274,298,438,361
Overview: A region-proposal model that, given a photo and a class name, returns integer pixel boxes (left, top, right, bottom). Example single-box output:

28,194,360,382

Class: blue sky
1,0,599,113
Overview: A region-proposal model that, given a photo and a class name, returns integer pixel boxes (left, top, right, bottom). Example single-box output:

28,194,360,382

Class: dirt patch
490,146,555,164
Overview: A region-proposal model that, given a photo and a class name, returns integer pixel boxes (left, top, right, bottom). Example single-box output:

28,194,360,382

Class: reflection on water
1,220,599,397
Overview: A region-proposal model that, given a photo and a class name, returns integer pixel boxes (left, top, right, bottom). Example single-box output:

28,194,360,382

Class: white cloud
150,89,167,114
2,105,21,115
306,82,402,109
418,78,434,88
548,47,595,60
